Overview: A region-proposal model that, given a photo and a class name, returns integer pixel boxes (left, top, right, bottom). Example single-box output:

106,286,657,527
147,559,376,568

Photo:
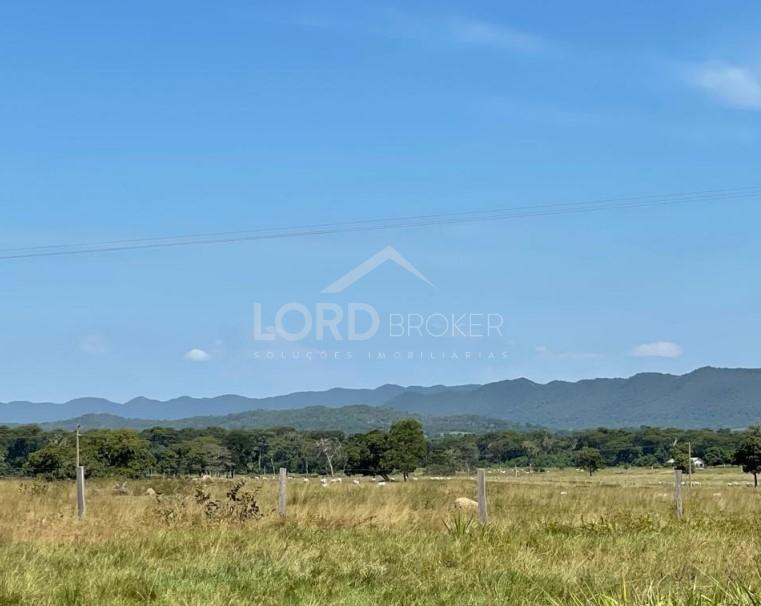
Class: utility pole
278,468,287,517
75,425,85,519
674,469,684,520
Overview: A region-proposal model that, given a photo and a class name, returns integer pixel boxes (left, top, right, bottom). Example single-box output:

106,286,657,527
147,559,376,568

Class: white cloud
687,62,761,109
80,334,109,355
630,341,683,358
296,11,546,55
444,17,545,53
184,348,211,362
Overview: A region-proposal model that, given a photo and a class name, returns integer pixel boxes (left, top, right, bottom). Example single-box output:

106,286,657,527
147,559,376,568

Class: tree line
2,422,761,483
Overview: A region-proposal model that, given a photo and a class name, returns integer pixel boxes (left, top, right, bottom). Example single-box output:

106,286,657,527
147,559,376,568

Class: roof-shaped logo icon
321,245,434,294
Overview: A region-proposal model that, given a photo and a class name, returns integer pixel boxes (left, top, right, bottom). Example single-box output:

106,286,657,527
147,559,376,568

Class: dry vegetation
2,468,761,605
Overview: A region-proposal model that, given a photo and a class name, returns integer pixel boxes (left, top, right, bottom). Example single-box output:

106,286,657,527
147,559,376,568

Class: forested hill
4,367,761,429
37,406,534,435
384,366,761,428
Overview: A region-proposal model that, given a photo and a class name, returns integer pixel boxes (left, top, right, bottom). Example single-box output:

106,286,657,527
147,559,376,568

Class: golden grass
1,468,761,605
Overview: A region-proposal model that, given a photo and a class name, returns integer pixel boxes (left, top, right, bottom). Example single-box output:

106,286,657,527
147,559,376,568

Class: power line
1,185,758,261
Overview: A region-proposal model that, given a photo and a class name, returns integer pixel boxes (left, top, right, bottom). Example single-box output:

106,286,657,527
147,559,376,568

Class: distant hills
3,366,761,430
37,406,530,435
0,384,479,424
389,366,761,429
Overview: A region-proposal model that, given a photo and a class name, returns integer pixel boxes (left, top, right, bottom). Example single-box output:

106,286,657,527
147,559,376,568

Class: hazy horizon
0,363,752,405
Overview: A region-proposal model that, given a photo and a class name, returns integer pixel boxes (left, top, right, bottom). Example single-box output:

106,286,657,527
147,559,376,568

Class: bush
194,480,262,523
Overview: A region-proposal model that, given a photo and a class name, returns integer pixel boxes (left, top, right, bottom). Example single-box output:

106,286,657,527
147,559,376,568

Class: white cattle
453,497,478,512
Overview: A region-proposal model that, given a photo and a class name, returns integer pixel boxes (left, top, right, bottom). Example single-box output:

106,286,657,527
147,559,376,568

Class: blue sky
2,2,761,402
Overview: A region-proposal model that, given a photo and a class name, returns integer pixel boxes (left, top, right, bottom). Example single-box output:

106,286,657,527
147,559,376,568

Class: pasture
1,467,761,605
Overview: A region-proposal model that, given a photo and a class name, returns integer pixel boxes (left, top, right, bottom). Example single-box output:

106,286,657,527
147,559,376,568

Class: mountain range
3,366,761,430
36,407,531,435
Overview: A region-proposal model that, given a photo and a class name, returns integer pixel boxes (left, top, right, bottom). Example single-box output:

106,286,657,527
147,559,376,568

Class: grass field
1,467,761,605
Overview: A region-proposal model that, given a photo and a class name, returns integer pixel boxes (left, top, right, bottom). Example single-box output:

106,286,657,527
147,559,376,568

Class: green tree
345,430,393,480
222,430,259,474
521,439,540,470
2,425,46,473
25,440,74,479
703,446,729,467
670,444,691,473
425,439,479,474
268,431,308,473
184,437,232,475
385,419,426,481
734,426,761,487
575,447,604,477
86,430,154,477
632,454,659,467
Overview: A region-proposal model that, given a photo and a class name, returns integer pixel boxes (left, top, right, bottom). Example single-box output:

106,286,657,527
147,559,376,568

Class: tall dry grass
1,468,760,605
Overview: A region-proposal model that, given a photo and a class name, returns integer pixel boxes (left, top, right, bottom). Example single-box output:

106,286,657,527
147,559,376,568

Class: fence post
674,469,683,520
76,465,86,519
477,468,488,525
278,467,287,516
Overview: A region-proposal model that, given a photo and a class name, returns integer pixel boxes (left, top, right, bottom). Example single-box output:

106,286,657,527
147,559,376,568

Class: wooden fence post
477,468,488,525
76,465,86,519
674,469,683,520
278,467,287,516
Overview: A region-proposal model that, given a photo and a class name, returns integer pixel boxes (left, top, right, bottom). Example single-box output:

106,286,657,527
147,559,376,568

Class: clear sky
2,2,761,403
